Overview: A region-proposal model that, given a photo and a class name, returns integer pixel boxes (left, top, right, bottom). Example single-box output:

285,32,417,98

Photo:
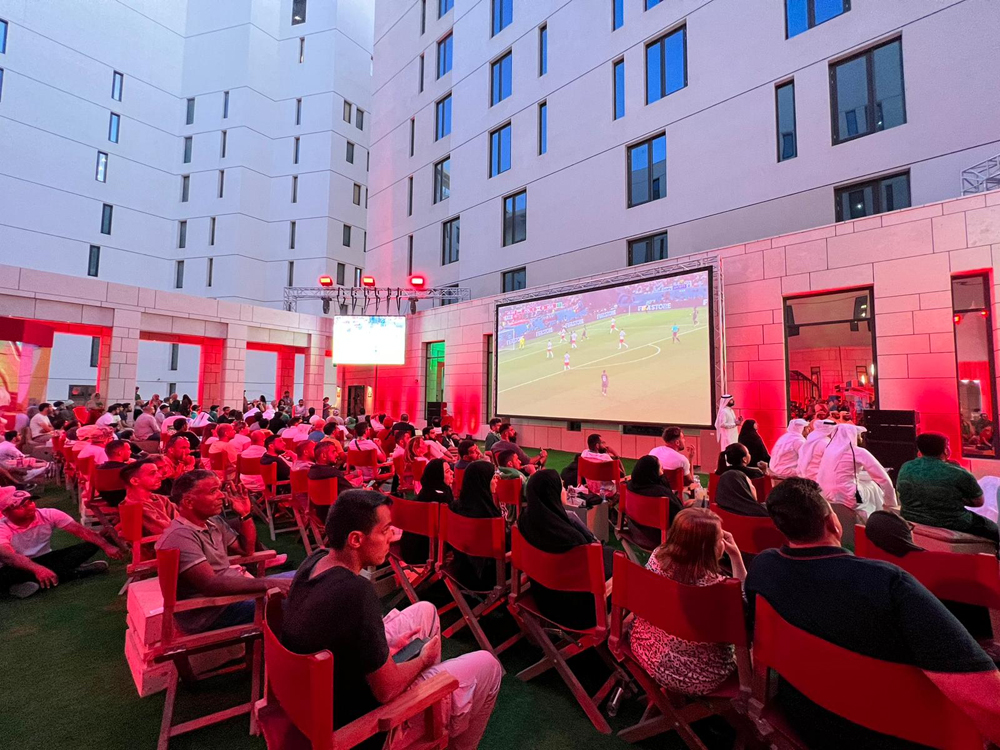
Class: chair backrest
262,592,335,749
282,437,298,452
662,468,685,496
855,526,1000,609
707,472,720,500
238,454,264,476
51,433,66,453
577,457,621,483
710,502,786,554
621,486,670,545
92,463,127,493
209,450,230,472
452,467,465,496
494,476,522,509
258,460,280,490
73,406,90,423
510,526,607,630
307,476,339,507
751,474,772,503
156,547,181,644
290,468,309,496
411,459,425,482
752,597,983,749
189,424,206,437
391,495,441,540
119,500,143,545
440,507,506,560
346,448,378,471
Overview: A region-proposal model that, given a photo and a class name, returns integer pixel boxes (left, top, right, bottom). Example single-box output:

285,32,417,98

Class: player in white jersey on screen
570,332,577,349
563,353,571,370
609,318,616,334
618,330,627,350
560,327,567,343
546,340,554,358
601,370,609,396
692,307,699,325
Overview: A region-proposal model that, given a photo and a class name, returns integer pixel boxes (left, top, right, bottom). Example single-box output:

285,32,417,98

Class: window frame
87,245,101,277
834,170,911,222
538,101,547,155
343,100,353,123
108,113,121,143
442,217,460,265
111,71,123,101
613,58,625,120
209,216,216,246
90,337,101,368
775,79,797,162
433,156,451,203
343,224,352,247
645,25,687,105
435,93,452,140
356,108,364,130
287,260,295,287
612,0,624,30
174,260,185,289
502,190,527,247
627,231,669,266
170,343,180,371
291,175,298,203
223,90,230,118
491,0,513,37
0,18,7,54
829,37,906,146
292,0,307,25
626,132,667,208
289,220,297,249
207,257,214,287
538,24,547,76
101,204,113,235
785,0,850,39
346,141,355,163
951,272,1000,459
418,54,425,92
178,220,187,249
489,122,512,178
183,136,193,164
437,32,453,78
353,183,362,205
218,169,225,198
502,267,527,292
336,262,346,286
490,50,513,106
295,97,302,125
220,130,227,158
95,151,109,183
180,174,190,202
439,0,454,17
407,175,413,216
293,136,300,164
185,97,195,125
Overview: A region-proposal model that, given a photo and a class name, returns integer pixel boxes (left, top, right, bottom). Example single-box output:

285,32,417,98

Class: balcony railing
962,155,1000,195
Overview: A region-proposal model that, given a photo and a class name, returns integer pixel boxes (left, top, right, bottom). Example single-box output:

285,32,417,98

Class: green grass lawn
0,450,733,750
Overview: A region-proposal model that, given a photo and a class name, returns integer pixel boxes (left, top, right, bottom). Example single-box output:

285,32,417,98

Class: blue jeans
208,570,296,629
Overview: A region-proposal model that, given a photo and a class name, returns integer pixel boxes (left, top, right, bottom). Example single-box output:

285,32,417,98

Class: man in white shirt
133,404,161,441
28,403,55,444
293,399,308,418
0,486,122,598
580,433,620,498
95,404,121,429
0,431,51,482
77,425,115,466
346,423,387,482
155,404,171,426
768,419,809,478
209,424,241,464
648,426,695,485
422,429,459,464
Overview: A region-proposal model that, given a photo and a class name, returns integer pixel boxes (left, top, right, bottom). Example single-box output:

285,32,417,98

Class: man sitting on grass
0,486,123,598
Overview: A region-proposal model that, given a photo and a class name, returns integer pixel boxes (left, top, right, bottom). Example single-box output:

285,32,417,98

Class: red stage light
954,313,963,324
982,310,989,318
361,275,376,287
318,275,334,287
408,274,426,288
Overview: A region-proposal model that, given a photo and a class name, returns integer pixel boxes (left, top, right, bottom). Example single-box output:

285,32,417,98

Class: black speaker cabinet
862,410,918,477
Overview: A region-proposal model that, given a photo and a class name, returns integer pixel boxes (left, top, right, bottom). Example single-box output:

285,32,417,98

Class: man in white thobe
796,420,837,481
768,419,809,478
714,395,741,451
817,424,897,517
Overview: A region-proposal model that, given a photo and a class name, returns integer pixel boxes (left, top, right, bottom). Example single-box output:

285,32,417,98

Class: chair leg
157,666,180,750
265,500,276,542
249,638,263,736
442,579,505,673
389,558,422,606
291,506,312,555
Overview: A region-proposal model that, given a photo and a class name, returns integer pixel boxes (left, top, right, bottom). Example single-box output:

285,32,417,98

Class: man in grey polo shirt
154,469,293,632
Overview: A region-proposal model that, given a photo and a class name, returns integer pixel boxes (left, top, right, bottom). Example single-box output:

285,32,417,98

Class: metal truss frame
282,285,472,314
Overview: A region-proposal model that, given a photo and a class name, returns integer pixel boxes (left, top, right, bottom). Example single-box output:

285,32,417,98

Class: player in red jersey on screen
563,353,571,370
692,307,699,325
582,326,588,340
618,330,627,350
601,370,609,396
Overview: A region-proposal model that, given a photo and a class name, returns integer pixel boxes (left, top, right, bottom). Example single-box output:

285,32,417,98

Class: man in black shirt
282,491,501,750
746,478,1000,749
260,435,291,492
307,442,352,496
393,413,417,439
94,439,132,506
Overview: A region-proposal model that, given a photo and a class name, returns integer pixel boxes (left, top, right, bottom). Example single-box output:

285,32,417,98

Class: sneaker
74,560,109,578
9,582,40,599
264,553,288,570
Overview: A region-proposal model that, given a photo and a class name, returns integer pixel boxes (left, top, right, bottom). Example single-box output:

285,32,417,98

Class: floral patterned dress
628,554,736,695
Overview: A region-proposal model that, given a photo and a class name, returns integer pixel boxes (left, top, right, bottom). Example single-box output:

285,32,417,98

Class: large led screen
332,316,407,365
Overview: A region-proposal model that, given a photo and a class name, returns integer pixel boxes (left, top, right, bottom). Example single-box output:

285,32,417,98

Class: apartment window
646,0,663,7
442,217,460,264
0,68,4,101
407,235,414,274
538,102,547,155
613,58,625,119
435,94,452,139
209,216,216,245
220,130,227,158
343,224,352,247
502,267,526,292
952,273,999,458
207,257,214,287
291,175,299,203
356,108,364,130
181,175,190,202
489,123,512,177
183,136,192,163
835,172,910,221
218,169,225,198
646,26,687,104
87,245,100,277
169,343,180,370
491,51,512,106
420,0,426,34
439,0,453,16
174,261,185,289
287,260,295,287
830,38,905,144
0,19,6,53
353,183,362,205
502,190,527,246
185,97,195,125
613,0,624,30
336,262,346,285
353,268,362,287
223,90,229,118
786,0,849,38
628,231,668,266
295,97,302,125
108,113,120,143
293,136,300,164
178,220,187,249
627,133,666,207
346,141,355,163
101,204,113,234
776,81,797,161
289,220,297,249
95,151,108,182
538,25,547,76
90,338,101,369
343,100,352,123
434,157,451,203
292,0,307,25
167,382,177,394
418,54,425,92
111,71,123,101
492,0,512,36
407,176,414,216
298,37,305,63
438,33,453,78
409,118,415,156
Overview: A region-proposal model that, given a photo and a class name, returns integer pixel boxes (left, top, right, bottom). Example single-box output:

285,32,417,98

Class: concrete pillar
276,348,296,402
219,324,247,410
100,309,140,403
199,339,224,408
302,332,331,411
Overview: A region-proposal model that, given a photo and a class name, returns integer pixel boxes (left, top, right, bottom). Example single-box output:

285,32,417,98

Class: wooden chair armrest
126,560,159,575
228,550,277,566
154,622,262,658
139,534,160,544
604,577,614,599
171,591,266,612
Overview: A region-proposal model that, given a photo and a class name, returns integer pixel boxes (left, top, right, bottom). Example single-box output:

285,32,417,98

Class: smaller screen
332,316,407,365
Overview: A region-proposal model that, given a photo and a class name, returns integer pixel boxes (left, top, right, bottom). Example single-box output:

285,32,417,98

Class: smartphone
392,637,428,664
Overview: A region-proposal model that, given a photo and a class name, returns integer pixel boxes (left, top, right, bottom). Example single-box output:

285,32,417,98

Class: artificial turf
0,449,734,750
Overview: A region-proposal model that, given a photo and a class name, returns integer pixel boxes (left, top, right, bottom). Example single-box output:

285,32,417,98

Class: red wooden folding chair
707,472,720,501
452,467,465,497
438,507,521,667
494,475,522,521
291,468,321,549
306,475,340,546
662,467,685,496
750,597,984,749
387,496,444,607
709,503,786,555
208,449,232,481
615,485,671,563
86,458,127,542
117,500,159,594
259,460,312,553
254,591,459,750
508,527,629,734
608,552,751,748
577,457,623,500
751,475,772,503
346,448,394,492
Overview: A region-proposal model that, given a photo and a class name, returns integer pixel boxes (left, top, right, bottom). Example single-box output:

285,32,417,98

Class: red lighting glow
982,310,989,318
954,313,963,325
318,275,334,287
361,275,376,287
408,274,427,288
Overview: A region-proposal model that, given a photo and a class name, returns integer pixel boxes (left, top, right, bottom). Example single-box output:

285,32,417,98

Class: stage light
361,275,376,288
318,275,334,287
954,313,963,325
982,310,989,318
408,274,427,289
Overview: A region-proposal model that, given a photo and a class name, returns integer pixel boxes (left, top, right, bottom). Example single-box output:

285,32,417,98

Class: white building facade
0,0,373,401
365,0,1000,300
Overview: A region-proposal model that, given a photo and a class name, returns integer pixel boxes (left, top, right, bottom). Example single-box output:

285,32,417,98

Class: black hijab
519,469,594,553
715,470,768,517
416,458,453,504
560,453,581,488
451,460,499,519
865,510,924,557
738,419,770,465
626,455,672,497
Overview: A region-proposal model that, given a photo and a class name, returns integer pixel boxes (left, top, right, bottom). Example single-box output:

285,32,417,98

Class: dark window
502,267,526,292
646,26,686,104
181,175,190,202
407,176,413,216
90,337,100,368
299,37,305,63
613,59,625,119
293,136,300,164
440,0,454,16
353,268,362,287
492,0,512,36
490,123,511,177
645,0,663,7
835,172,910,221
291,174,297,202
435,94,452,139
183,136,192,163
434,157,450,203
209,217,216,245
407,235,414,275
502,191,527,246
343,100,352,123
169,343,179,370
108,113,120,143
442,217,460,264
420,0,426,34
207,257,214,287
0,19,7,54
292,0,307,24
0,68,4,101
295,97,302,124
831,38,905,144
356,108,364,130
87,245,100,277
287,260,295,287
628,231,668,266
952,275,998,458
174,260,185,289
538,102,547,155
438,33,453,78
539,25,547,76
289,221,297,248
409,118,415,156
219,169,226,198
111,71,123,101
418,54,424,92
178,220,187,249
612,0,624,30
491,51,512,105
439,286,459,307
627,133,666,207
343,224,352,247
346,141,355,163
776,80,797,161
336,262,346,285
185,97,195,125
223,90,229,118
101,204,113,234
353,183,362,205
786,0,849,38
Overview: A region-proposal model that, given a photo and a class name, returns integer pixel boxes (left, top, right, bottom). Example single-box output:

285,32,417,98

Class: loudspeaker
623,424,662,437
567,421,582,432
862,409,918,477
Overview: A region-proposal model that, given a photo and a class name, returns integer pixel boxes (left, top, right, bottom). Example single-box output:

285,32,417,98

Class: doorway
346,385,365,418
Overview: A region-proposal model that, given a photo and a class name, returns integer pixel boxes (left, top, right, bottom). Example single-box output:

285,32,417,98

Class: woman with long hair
398,435,429,494
738,419,770,467
399,458,454,564
629,507,746,695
